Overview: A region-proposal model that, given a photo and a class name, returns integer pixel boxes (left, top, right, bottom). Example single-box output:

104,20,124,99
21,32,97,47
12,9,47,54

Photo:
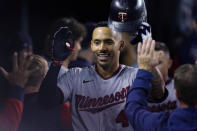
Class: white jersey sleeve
58,65,69,79
57,67,82,101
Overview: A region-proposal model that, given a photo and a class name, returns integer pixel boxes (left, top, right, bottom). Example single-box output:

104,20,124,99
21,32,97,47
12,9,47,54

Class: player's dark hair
174,64,197,106
49,17,86,41
155,41,171,58
81,22,96,49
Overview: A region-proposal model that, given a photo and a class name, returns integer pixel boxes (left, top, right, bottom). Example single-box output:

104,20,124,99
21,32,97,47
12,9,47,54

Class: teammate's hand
130,22,151,45
137,38,160,71
52,27,74,62
0,52,37,88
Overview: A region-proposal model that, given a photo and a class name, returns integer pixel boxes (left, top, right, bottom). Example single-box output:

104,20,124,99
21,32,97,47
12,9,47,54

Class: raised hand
137,38,160,71
52,26,74,62
0,52,37,88
138,38,165,99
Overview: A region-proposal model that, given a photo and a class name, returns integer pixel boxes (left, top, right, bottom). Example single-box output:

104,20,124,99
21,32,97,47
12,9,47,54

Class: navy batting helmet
108,0,147,33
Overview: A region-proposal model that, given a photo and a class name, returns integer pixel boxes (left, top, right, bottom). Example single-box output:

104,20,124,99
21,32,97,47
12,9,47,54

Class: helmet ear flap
108,0,147,33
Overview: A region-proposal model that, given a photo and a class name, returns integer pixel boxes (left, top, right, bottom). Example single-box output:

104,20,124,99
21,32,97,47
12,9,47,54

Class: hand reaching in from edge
0,52,38,88
138,38,165,99
137,37,160,72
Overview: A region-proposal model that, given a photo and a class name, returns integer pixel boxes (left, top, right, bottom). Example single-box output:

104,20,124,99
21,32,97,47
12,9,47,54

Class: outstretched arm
132,23,165,100
0,52,36,131
0,85,24,131
39,27,74,108
149,66,165,100
137,38,165,100
125,70,169,131
125,38,168,131
39,64,64,108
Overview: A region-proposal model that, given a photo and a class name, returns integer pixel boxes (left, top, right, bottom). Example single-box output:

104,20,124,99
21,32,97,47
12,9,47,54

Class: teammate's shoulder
165,78,175,90
121,64,138,72
166,78,174,86
68,65,94,73
117,65,139,78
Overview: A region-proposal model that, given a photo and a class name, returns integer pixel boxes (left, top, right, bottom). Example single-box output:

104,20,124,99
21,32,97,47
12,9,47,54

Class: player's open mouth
97,53,111,61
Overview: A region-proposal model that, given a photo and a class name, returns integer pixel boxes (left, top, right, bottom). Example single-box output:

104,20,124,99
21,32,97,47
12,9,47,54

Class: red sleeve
61,102,73,131
0,98,23,131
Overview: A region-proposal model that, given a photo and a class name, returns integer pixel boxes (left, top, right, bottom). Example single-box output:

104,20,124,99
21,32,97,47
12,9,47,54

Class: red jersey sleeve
0,98,23,131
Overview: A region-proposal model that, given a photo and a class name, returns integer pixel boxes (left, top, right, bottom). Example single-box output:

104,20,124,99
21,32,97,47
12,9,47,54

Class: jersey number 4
116,110,129,127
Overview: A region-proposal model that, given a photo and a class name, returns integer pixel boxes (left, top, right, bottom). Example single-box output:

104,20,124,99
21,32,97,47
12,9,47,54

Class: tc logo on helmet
118,12,128,22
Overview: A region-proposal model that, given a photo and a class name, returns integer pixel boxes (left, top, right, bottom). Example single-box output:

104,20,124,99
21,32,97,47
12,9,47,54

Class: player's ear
90,40,94,50
119,40,125,51
168,59,173,69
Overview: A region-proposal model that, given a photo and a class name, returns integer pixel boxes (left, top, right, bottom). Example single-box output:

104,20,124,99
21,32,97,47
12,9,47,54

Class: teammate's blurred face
69,37,82,61
121,32,135,47
155,51,172,82
91,27,122,69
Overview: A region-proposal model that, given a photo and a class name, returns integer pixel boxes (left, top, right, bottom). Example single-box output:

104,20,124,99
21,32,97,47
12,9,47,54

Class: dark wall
28,0,112,54
0,0,112,54
0,0,181,55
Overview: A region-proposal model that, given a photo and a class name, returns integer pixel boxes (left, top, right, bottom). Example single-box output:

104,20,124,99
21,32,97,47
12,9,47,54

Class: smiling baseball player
38,20,164,131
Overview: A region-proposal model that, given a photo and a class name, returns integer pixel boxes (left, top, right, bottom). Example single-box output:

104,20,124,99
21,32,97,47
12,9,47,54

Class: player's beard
97,57,118,71
99,62,111,70
96,51,113,70
95,50,119,71
96,58,110,70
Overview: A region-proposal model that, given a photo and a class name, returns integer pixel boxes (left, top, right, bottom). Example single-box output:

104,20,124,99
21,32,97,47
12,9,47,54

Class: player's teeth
98,53,109,56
